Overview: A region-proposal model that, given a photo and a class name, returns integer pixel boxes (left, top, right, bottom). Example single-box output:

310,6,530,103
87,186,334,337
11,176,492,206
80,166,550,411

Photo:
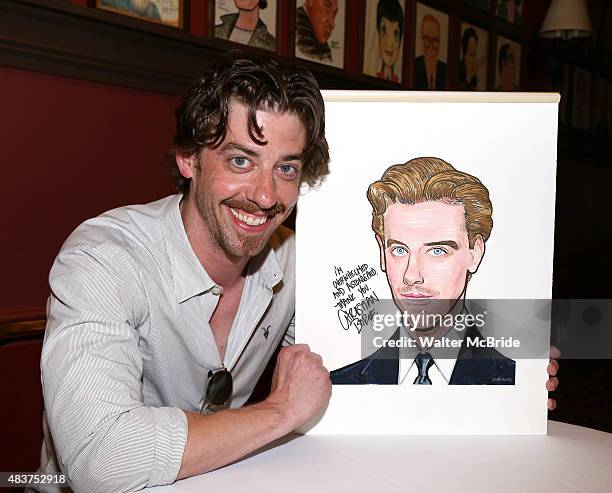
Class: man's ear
468,234,486,274
376,235,386,272
176,153,197,180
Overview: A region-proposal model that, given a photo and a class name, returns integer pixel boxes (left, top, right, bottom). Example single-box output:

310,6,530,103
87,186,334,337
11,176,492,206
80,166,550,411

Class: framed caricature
213,0,278,52
458,22,488,91
495,36,521,91
362,0,406,84
496,0,523,24
295,0,346,69
96,0,183,27
413,3,449,90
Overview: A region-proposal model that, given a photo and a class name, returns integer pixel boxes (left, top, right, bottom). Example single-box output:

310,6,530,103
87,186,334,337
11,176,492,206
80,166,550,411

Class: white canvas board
296,91,559,435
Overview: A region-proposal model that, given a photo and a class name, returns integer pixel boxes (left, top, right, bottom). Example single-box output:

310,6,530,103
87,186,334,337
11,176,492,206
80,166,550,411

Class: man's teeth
230,208,268,226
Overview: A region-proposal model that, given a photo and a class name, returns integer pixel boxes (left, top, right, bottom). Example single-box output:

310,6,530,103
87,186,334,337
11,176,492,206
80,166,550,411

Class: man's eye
429,247,447,256
231,156,250,168
391,246,408,257
277,164,299,179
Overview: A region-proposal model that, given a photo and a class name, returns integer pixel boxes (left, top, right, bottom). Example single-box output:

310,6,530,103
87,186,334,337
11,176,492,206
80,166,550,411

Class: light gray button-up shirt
38,194,295,492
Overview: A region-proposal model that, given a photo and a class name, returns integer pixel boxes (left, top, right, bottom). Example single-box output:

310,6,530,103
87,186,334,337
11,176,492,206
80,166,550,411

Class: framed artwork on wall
496,0,523,25
458,22,488,91
295,0,346,69
495,35,521,91
362,0,406,84
96,0,183,28
213,0,278,52
413,3,449,91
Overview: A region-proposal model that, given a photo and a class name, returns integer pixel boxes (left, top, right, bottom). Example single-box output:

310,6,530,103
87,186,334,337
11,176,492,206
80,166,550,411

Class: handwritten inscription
332,264,380,334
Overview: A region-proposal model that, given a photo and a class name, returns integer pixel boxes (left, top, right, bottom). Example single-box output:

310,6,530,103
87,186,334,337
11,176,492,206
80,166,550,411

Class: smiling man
36,54,332,492
331,157,515,386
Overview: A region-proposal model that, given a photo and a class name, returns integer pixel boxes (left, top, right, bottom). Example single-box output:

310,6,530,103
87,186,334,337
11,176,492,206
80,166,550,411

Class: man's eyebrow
221,142,260,158
386,239,408,248
423,240,460,250
280,153,304,162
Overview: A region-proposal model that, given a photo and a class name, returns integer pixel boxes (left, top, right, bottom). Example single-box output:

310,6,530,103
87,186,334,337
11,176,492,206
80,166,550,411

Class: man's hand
547,345,561,411
266,344,332,431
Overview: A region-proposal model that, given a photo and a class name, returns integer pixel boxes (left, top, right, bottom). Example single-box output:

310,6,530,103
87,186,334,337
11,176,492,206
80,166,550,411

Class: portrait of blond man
331,157,516,386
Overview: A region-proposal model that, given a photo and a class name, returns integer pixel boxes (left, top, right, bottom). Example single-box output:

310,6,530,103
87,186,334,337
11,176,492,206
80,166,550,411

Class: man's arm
178,344,330,479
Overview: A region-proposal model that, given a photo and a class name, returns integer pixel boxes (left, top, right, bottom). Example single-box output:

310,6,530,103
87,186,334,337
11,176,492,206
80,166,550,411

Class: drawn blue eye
391,246,408,257
429,247,447,256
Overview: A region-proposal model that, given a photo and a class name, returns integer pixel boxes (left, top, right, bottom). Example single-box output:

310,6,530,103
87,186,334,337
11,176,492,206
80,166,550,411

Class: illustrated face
177,100,306,259
378,17,401,68
465,36,478,78
421,17,441,68
306,0,339,45
235,0,259,10
377,201,484,317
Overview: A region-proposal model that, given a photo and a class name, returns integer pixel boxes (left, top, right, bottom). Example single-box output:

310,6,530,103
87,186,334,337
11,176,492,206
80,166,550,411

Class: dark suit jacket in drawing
330,324,515,385
413,56,447,90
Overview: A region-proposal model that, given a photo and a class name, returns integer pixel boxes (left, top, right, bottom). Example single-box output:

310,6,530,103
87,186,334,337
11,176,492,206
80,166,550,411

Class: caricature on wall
363,0,406,84
214,0,277,52
97,0,182,27
458,23,488,91
295,0,346,68
296,92,558,435
413,3,449,90
495,36,521,91
496,0,523,24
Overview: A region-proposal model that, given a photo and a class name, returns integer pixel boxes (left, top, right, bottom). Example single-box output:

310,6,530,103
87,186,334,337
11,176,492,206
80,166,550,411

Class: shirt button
211,285,223,296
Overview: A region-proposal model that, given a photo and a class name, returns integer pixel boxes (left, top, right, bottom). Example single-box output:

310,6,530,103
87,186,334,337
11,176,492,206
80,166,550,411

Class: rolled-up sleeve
41,247,188,492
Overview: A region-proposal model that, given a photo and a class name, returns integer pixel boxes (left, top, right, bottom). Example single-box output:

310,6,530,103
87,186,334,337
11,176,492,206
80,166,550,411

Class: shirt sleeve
281,315,295,347
41,246,188,493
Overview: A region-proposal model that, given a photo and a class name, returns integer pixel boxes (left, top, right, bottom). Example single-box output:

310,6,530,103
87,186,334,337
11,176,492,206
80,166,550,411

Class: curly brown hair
170,51,330,194
367,157,493,248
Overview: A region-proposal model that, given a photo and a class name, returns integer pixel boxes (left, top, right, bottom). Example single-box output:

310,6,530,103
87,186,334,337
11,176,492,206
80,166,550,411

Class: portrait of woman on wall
363,0,405,83
458,24,488,91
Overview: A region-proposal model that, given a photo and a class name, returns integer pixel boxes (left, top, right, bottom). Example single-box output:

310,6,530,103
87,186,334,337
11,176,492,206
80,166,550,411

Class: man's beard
195,187,286,259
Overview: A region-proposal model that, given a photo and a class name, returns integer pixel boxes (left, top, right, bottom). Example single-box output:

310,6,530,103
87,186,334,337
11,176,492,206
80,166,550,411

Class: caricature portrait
98,0,181,26
295,0,346,68
495,37,521,91
330,157,516,386
363,0,405,84
496,0,523,24
413,3,448,91
458,23,488,91
214,0,277,51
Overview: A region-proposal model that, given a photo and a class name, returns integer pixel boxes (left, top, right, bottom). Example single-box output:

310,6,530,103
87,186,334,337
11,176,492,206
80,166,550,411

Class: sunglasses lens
207,370,232,406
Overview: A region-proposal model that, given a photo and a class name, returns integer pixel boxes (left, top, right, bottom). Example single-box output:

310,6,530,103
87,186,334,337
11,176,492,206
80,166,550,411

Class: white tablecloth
151,421,612,492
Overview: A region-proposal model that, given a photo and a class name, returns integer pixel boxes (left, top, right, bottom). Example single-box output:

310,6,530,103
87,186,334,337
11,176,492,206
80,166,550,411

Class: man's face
306,0,339,45
377,201,484,316
178,100,305,260
378,17,401,68
421,18,441,69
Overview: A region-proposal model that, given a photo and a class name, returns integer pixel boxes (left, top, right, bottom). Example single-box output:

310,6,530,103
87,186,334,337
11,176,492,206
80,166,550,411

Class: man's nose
250,169,278,211
403,255,424,286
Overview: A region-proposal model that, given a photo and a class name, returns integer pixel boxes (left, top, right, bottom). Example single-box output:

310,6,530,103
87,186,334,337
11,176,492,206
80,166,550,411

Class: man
330,157,552,387
413,15,447,90
296,0,339,62
37,54,332,491
458,27,481,91
375,0,403,83
215,0,276,52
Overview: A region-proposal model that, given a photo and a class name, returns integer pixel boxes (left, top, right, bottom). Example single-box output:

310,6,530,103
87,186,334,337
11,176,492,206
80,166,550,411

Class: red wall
0,66,180,319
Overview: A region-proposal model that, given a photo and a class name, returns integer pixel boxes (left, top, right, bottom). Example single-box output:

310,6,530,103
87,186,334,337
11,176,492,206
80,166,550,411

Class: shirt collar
162,194,283,303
